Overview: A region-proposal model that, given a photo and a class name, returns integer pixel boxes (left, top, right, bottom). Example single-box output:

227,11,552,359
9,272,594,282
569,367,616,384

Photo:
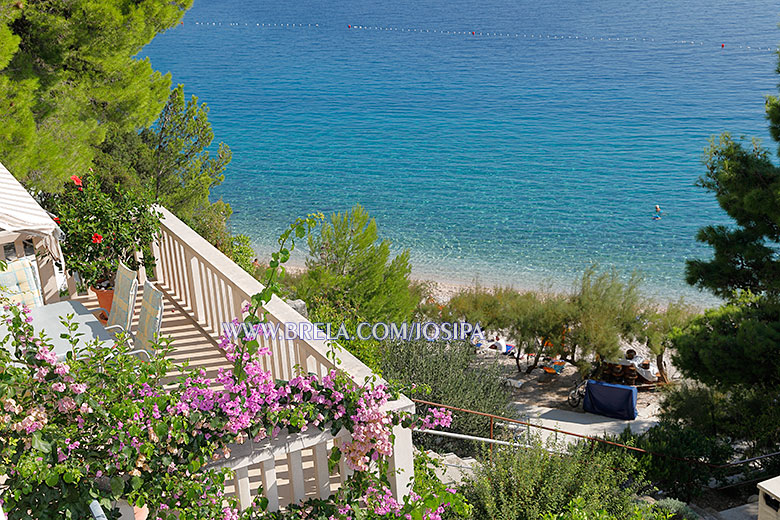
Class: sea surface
142,0,780,306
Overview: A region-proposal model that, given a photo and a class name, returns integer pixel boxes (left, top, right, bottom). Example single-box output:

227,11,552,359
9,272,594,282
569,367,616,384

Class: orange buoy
348,24,351,28
472,31,475,35
722,43,725,48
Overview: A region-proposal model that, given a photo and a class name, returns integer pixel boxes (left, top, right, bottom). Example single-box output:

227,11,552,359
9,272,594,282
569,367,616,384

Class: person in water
653,204,662,220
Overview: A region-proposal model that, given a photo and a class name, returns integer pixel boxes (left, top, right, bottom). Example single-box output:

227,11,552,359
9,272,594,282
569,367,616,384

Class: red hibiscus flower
91,233,103,244
52,217,60,223
70,175,83,187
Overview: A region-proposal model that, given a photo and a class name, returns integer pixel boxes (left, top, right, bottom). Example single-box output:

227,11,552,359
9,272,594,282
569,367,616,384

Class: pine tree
297,205,419,323
0,0,191,190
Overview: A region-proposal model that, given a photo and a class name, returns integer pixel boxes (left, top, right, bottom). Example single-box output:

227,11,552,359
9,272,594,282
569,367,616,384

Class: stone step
422,449,479,485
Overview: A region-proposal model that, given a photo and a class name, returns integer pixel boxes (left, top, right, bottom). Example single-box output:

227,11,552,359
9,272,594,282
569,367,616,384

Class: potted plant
48,173,161,315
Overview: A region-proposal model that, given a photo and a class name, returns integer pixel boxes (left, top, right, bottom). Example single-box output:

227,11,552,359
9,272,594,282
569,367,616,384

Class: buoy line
186,22,778,53
192,22,320,27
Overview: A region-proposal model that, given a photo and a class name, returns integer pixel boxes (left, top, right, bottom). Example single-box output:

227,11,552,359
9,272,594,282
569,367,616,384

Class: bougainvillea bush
0,298,462,520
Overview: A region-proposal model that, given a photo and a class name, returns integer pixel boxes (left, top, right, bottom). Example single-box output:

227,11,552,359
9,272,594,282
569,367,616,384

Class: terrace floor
71,285,343,507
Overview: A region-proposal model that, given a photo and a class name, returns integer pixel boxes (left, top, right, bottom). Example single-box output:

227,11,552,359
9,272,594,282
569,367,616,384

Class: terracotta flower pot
90,286,114,323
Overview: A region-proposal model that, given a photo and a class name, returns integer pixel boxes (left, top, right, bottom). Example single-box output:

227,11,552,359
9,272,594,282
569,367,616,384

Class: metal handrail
412,398,780,469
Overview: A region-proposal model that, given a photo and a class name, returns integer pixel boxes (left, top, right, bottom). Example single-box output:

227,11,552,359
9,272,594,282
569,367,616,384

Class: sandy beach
252,247,716,310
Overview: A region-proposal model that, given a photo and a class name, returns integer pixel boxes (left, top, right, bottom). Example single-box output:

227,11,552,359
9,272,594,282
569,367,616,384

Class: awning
0,161,63,261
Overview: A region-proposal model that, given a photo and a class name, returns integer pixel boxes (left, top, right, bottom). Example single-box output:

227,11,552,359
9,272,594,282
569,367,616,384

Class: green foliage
89,85,253,272
659,382,780,475
259,469,471,520
230,233,256,274
568,266,644,362
652,499,698,520
443,286,527,331
0,0,190,190
413,451,472,520
45,174,161,288
309,299,383,372
541,498,675,520
139,84,232,214
686,134,780,298
463,441,647,520
295,205,420,323
638,299,696,382
443,287,573,355
671,292,780,388
438,266,650,367
610,422,732,501
249,214,324,315
380,339,513,455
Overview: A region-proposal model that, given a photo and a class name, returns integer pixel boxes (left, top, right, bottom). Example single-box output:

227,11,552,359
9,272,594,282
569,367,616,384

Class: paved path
504,402,660,445
718,502,758,520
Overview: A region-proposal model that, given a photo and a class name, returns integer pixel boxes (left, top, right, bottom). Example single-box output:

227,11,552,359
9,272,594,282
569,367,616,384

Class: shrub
542,497,674,520
0,298,456,519
659,382,780,475
309,298,384,373
379,339,513,456
609,421,732,501
294,204,421,323
671,293,780,389
413,451,472,520
47,173,161,289
437,266,657,368
653,498,698,520
463,440,647,520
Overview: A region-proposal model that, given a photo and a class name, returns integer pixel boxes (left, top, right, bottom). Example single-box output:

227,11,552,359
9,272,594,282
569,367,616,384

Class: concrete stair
422,450,478,485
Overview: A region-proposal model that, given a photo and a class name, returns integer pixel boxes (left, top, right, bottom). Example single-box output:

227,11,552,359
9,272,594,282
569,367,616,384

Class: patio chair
624,365,638,385
0,257,43,307
610,363,624,383
100,280,163,362
133,281,164,360
97,263,138,334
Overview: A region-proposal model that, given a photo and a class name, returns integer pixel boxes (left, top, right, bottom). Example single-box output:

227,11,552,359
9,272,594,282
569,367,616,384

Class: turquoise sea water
142,0,780,305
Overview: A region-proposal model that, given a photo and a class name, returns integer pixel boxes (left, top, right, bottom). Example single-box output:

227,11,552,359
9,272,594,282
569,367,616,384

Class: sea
141,0,780,306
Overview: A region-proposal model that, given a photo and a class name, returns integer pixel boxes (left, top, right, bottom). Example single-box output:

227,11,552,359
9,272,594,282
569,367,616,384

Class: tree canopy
0,0,190,190
673,51,780,390
685,134,780,298
672,292,780,388
295,204,420,323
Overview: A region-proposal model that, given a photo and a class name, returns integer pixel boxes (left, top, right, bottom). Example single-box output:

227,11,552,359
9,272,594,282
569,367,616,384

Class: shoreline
253,248,719,310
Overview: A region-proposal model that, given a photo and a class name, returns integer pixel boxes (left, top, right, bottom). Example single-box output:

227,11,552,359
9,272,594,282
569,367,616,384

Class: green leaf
63,471,75,484
131,475,142,490
110,476,125,497
31,431,51,453
45,473,59,487
188,459,201,473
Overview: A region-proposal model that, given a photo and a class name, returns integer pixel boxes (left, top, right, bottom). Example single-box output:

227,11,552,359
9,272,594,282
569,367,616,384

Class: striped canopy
0,161,62,259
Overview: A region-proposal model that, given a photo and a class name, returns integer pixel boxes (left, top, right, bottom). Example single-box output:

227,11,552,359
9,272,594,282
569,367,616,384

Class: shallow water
142,0,780,305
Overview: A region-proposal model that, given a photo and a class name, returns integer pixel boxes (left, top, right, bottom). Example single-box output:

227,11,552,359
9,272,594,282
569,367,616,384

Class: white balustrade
151,206,415,511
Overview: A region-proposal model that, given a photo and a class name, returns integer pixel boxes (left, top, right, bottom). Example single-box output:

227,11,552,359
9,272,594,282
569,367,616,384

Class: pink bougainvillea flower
70,175,82,187
91,233,103,244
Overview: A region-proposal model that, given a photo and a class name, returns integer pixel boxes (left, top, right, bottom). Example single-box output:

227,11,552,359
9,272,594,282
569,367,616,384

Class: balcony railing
148,206,415,511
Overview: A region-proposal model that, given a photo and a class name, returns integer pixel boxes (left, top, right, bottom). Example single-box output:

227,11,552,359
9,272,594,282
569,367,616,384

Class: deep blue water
142,0,780,305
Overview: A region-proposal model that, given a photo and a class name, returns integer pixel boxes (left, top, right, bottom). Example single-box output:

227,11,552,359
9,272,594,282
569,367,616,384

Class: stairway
422,450,479,485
